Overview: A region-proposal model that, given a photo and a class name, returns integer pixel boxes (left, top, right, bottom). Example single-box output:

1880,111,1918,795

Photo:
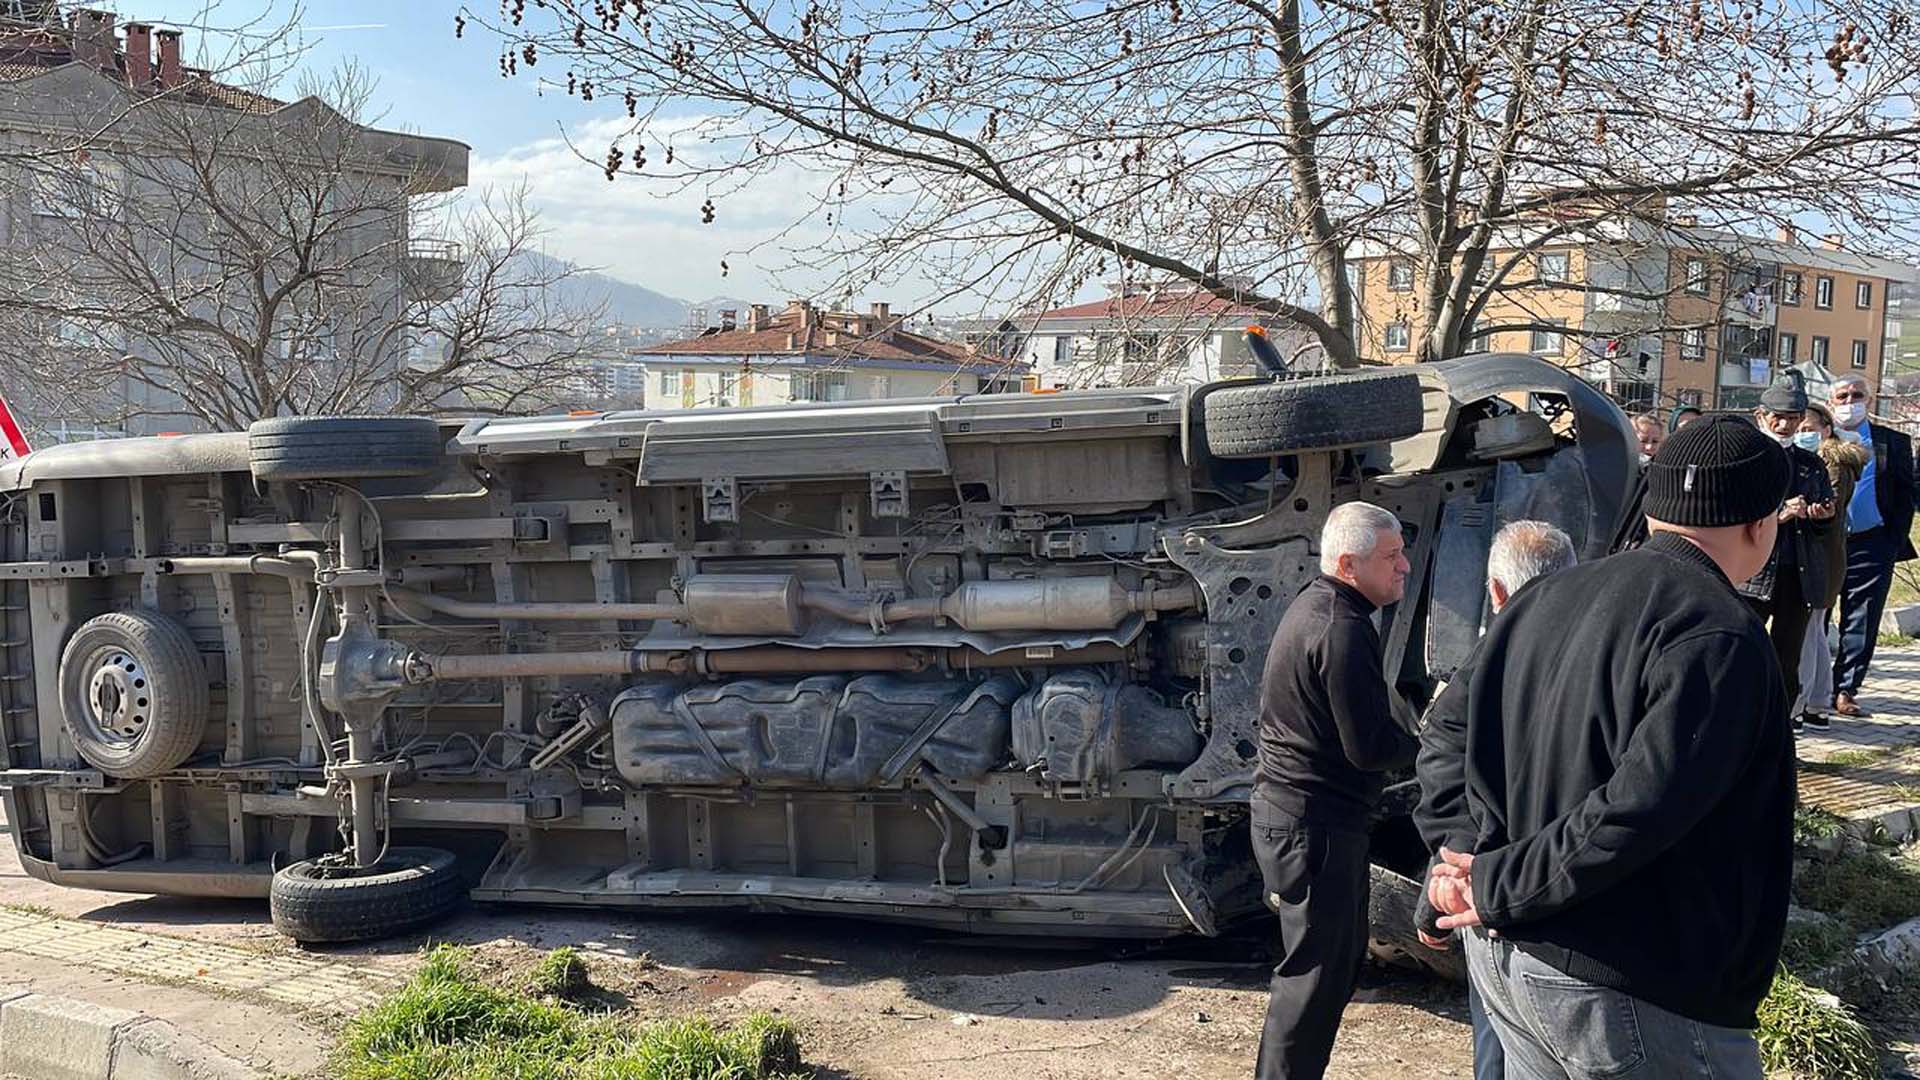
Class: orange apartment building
1349,229,1917,412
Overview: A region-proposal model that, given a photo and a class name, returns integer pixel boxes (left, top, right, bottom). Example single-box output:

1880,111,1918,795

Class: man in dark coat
1253,500,1418,1079
1829,373,1919,717
1415,416,1796,1078
1740,371,1834,724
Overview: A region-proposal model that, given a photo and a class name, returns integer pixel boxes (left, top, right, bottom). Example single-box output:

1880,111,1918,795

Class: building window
791,370,850,402
1676,388,1704,408
1780,272,1802,306
657,370,675,397
1852,339,1869,369
1387,259,1413,292
1531,320,1566,354
1051,337,1070,366
1815,275,1834,309
714,372,737,406
1681,327,1706,360
1857,280,1873,309
1778,332,1797,362
1685,258,1709,296
1384,322,1410,352
1538,252,1569,282
1811,336,1830,366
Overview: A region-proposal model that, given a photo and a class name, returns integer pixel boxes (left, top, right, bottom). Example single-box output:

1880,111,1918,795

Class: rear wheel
1366,864,1466,981
269,846,464,944
58,611,209,779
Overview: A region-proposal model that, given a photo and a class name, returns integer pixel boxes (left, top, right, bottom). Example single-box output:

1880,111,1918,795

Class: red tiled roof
0,53,283,114
1030,290,1269,322
641,307,984,367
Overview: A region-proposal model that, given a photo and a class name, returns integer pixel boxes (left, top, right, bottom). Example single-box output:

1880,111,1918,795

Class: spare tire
270,846,464,943
1202,370,1426,458
248,416,445,482
59,610,210,779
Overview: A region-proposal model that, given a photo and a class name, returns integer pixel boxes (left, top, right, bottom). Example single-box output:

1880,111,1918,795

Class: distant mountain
513,251,689,329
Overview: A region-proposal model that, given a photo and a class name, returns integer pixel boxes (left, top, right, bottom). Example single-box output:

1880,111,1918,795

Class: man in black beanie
1415,415,1796,1079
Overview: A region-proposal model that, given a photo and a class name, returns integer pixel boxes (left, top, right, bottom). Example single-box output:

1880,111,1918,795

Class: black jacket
1414,532,1794,1029
1255,575,1418,828
1738,443,1833,605
1865,423,1918,562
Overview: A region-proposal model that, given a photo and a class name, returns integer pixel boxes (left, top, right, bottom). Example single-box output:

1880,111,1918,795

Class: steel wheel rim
76,646,151,751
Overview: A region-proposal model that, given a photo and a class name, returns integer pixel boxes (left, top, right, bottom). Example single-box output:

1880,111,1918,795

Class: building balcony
402,238,464,302
1719,358,1774,388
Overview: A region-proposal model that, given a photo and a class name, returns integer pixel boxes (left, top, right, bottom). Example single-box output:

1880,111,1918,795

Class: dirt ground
0,812,1474,1079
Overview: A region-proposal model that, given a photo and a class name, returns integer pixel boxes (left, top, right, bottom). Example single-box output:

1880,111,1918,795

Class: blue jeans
1469,979,1507,1080
1834,525,1896,696
1463,930,1761,1080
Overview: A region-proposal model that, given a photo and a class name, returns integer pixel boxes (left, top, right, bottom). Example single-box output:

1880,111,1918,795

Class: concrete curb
0,992,264,1080
1882,602,1920,638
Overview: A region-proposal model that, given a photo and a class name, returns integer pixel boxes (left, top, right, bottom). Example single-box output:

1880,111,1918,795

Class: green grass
1779,919,1857,974
1817,748,1891,769
528,946,590,1000
1888,519,1920,608
1793,849,1920,936
1794,805,1849,846
335,946,805,1080
1757,970,1880,1080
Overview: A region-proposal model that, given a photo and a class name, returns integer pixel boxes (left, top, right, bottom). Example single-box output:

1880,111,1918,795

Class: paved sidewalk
0,906,400,1016
1797,643,1920,838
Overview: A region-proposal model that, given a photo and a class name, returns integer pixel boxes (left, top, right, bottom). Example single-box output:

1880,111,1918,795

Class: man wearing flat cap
1740,370,1835,730
1416,416,1797,1078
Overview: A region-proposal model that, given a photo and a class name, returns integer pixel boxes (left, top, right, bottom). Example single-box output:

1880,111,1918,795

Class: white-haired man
1253,500,1419,1079
1828,374,1917,718
1415,520,1577,1080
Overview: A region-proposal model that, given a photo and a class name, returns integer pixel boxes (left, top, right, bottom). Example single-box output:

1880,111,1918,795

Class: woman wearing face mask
1793,402,1870,731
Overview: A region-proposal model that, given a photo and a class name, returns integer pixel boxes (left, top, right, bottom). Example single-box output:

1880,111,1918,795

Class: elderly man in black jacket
1253,500,1419,1079
1415,416,1796,1079
1742,371,1834,730
1829,373,1919,718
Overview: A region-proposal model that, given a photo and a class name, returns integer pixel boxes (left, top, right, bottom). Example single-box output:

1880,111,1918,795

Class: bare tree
0,63,602,436
458,0,1920,372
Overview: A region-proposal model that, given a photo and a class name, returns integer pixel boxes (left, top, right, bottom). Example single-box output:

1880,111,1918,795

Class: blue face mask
1792,431,1822,452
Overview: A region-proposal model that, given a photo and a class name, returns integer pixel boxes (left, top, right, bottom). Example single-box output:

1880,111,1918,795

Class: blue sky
114,0,817,303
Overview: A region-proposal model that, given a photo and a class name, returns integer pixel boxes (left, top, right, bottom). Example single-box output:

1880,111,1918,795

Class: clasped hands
1426,846,1483,931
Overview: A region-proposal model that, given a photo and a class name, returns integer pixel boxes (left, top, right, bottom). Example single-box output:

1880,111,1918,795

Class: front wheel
269,847,464,944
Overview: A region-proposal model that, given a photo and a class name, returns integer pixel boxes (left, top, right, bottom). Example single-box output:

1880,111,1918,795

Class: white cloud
468,116,849,303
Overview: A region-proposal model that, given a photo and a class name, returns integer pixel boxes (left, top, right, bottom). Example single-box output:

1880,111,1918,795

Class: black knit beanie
1643,415,1790,527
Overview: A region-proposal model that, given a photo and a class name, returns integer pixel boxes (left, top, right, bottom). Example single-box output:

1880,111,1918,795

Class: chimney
123,23,153,88
786,299,816,330
1822,233,1844,250
719,308,737,331
155,29,183,90
748,303,770,331
1775,225,1796,245
869,302,891,323
69,9,113,69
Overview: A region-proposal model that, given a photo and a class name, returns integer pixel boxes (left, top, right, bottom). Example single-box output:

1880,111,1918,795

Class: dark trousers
1469,980,1507,1080
1747,558,1812,713
1834,525,1897,696
1254,814,1369,1080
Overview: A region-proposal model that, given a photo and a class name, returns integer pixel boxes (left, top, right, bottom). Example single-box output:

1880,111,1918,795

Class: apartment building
962,280,1316,389
0,6,469,437
638,300,1024,409
1350,226,1917,412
